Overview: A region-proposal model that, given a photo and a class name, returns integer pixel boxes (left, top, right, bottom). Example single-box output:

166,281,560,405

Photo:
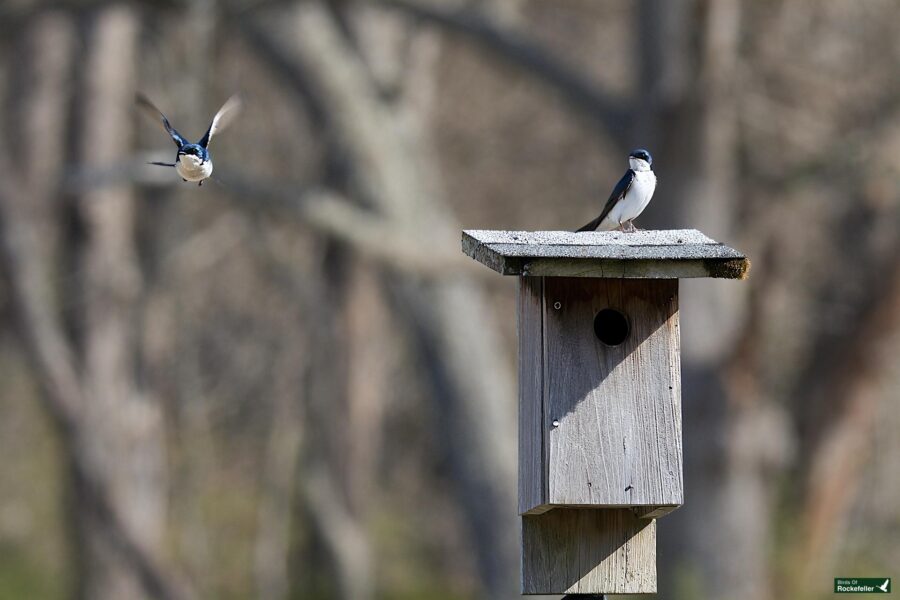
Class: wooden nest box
462,229,749,596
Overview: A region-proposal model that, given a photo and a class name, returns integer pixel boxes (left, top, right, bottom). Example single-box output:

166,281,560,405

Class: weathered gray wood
518,276,547,515
546,278,682,509
522,508,657,594
494,231,736,595
519,277,683,514
506,257,741,279
462,229,750,279
632,505,679,519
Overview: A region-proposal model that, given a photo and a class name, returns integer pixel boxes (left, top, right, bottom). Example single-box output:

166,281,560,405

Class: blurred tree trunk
638,2,789,600
10,11,72,274
254,339,306,600
71,7,167,600
302,248,375,600
792,258,900,594
344,265,390,519
274,6,519,596
0,9,187,600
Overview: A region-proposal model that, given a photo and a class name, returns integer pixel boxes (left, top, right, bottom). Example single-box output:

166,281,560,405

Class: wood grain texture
546,278,682,508
518,276,546,515
522,508,657,594
519,277,683,514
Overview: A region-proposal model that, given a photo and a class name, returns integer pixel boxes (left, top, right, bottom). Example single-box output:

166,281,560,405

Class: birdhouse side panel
518,276,547,515
543,277,683,508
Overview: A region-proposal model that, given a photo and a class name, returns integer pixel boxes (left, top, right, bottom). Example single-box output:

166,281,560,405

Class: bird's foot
182,178,187,182
198,181,203,187
624,220,638,233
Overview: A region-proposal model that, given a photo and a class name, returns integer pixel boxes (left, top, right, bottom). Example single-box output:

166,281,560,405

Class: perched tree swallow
576,149,656,232
137,93,241,186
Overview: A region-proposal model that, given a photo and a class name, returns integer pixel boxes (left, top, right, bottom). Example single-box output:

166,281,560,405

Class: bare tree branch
66,161,474,277
218,173,474,276
232,0,632,146
376,0,634,146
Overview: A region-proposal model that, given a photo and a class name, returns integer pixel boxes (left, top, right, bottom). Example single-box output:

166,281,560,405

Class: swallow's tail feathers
575,169,636,233
136,93,187,149
147,161,176,167
575,215,603,232
199,95,242,148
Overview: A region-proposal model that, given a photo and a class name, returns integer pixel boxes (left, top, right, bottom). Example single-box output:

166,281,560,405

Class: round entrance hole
593,309,629,346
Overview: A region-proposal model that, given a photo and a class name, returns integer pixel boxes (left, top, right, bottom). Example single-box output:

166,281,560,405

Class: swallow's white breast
176,155,213,182
604,169,656,229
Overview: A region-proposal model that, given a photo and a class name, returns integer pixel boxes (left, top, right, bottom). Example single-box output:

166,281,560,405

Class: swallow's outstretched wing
199,95,242,149
136,93,188,149
575,169,636,232
147,161,176,167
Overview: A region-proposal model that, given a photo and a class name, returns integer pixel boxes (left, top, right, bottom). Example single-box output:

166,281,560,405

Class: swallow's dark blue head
629,148,652,165
178,143,209,161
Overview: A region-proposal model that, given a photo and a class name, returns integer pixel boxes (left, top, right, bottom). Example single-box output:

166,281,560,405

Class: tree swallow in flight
137,93,241,186
576,149,656,232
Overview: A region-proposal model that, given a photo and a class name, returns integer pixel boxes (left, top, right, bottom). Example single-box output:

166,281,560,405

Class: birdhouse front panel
518,276,683,514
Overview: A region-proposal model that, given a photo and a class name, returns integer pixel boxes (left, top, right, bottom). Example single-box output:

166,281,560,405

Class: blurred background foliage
0,0,898,599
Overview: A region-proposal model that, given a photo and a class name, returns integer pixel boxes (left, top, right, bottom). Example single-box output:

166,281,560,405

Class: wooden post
463,230,749,595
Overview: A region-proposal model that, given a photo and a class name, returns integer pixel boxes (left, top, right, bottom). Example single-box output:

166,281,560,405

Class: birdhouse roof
462,229,749,279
